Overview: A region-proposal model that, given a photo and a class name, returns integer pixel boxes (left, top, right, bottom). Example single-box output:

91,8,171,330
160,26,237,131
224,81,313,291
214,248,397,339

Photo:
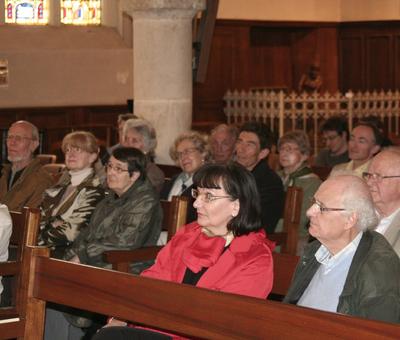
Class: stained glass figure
61,0,101,25
5,0,48,24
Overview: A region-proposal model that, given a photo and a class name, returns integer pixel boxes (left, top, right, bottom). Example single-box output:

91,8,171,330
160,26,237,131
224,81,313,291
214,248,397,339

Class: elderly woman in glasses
95,162,274,339
121,118,165,192
276,130,321,254
38,131,105,259
66,147,162,268
160,131,210,224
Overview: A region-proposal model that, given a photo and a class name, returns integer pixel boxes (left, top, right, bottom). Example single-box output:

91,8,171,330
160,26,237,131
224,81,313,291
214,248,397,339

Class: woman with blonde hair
38,131,105,259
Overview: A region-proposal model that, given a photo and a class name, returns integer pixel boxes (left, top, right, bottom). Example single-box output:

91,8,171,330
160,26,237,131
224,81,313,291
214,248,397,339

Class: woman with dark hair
66,147,162,267
94,162,274,339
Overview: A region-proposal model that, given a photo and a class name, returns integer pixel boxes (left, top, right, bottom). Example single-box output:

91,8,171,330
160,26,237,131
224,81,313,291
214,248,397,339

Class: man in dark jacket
284,174,400,324
235,122,284,234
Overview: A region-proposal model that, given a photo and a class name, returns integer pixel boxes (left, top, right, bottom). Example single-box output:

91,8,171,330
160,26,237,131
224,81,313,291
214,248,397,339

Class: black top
251,159,284,234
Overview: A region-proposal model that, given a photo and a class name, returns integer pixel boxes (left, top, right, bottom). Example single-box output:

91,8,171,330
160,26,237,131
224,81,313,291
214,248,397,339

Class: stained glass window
61,0,101,25
5,0,49,24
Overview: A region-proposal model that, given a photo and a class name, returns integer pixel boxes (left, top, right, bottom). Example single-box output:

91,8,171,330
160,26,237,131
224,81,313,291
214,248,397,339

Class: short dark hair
320,116,348,138
239,121,273,150
193,162,262,236
353,122,384,147
112,147,147,180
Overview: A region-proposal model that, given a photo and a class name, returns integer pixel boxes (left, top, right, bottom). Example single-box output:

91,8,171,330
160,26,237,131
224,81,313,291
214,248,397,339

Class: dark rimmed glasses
310,197,346,213
362,172,400,183
191,188,231,203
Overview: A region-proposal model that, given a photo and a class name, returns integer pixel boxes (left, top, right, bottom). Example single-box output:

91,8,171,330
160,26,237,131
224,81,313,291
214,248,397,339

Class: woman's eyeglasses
105,162,129,174
191,188,230,203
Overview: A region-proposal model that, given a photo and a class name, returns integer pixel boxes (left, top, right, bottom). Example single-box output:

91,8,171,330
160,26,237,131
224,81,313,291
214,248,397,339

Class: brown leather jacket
0,158,54,211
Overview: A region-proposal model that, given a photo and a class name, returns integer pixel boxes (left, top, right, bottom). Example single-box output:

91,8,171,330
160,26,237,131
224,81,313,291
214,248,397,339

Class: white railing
224,89,400,153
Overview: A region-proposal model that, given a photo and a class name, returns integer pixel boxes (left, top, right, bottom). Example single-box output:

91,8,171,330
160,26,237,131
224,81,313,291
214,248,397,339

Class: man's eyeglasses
105,162,129,174
362,172,400,183
310,197,346,213
191,188,231,203
6,134,33,143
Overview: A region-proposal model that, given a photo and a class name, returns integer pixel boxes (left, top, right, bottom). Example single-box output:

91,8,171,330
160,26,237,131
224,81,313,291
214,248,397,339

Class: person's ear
30,139,39,153
344,212,358,230
129,171,140,184
88,152,98,165
231,199,240,217
258,148,270,161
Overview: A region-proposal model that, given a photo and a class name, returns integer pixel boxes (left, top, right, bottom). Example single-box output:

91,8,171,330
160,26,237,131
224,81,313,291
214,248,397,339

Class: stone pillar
122,0,206,164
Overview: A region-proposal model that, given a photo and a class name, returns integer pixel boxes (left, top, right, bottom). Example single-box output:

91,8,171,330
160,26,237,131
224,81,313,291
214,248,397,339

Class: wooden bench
0,207,40,315
269,186,303,255
1,246,399,339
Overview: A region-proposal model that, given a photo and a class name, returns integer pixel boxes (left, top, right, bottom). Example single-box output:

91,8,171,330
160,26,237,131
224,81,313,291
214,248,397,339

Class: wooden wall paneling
395,35,400,89
193,25,238,123
339,36,364,92
366,35,393,91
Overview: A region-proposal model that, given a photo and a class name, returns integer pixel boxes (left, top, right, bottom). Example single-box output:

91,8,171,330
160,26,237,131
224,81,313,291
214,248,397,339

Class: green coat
67,178,162,268
284,231,400,323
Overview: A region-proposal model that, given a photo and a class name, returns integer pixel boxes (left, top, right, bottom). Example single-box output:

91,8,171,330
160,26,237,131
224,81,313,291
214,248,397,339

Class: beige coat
0,158,54,211
383,209,400,258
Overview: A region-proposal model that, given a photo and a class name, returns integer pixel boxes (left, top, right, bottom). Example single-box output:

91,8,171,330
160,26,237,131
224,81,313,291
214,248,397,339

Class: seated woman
276,130,321,254
94,162,274,339
66,147,162,268
121,118,165,192
38,131,105,259
44,147,162,340
160,131,210,224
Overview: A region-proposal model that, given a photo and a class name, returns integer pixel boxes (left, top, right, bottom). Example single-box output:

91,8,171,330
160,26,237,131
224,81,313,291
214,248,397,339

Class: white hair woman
121,118,165,192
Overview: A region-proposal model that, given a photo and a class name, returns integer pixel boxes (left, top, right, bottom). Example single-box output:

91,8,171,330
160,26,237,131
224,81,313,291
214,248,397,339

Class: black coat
251,159,284,234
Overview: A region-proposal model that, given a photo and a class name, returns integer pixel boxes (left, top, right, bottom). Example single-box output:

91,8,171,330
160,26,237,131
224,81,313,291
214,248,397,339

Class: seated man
314,116,349,167
331,122,382,177
0,120,53,211
235,121,284,233
209,123,238,164
0,204,12,305
284,174,400,323
364,148,400,257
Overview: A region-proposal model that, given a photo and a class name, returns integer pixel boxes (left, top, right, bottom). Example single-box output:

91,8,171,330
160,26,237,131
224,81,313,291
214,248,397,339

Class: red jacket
142,222,274,298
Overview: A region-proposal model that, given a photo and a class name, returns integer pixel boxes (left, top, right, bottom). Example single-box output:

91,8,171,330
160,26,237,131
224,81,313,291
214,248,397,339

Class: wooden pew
269,186,303,255
0,207,40,315
2,246,399,340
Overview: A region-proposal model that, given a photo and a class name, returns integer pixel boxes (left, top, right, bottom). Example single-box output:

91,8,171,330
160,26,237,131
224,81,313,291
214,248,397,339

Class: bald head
366,148,400,216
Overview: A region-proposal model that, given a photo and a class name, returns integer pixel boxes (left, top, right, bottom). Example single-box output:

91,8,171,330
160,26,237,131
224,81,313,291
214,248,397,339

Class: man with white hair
364,148,400,257
284,174,400,323
0,120,53,211
209,124,238,164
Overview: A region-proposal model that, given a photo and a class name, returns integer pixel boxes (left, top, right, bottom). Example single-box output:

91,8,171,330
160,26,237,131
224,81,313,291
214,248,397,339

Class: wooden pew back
269,186,303,255
8,247,400,340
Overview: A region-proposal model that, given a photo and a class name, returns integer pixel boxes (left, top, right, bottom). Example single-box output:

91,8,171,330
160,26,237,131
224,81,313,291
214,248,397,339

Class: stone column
122,0,206,164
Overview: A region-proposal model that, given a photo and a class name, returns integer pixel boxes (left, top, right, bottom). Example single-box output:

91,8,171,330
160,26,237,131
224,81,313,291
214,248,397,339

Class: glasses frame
6,134,33,143
362,172,400,182
105,162,130,174
191,188,231,203
310,197,346,213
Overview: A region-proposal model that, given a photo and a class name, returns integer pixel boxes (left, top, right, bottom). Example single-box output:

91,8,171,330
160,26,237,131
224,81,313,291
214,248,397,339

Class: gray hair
278,130,311,156
170,131,210,162
330,173,379,231
210,124,238,141
11,120,39,141
123,118,157,153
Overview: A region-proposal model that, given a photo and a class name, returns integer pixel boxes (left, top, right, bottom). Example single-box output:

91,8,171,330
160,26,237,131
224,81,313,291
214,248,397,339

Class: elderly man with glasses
0,120,53,211
284,174,400,324
364,148,400,257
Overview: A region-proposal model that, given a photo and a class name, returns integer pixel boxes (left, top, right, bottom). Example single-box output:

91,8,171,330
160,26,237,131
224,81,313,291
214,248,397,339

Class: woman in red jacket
94,162,274,339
